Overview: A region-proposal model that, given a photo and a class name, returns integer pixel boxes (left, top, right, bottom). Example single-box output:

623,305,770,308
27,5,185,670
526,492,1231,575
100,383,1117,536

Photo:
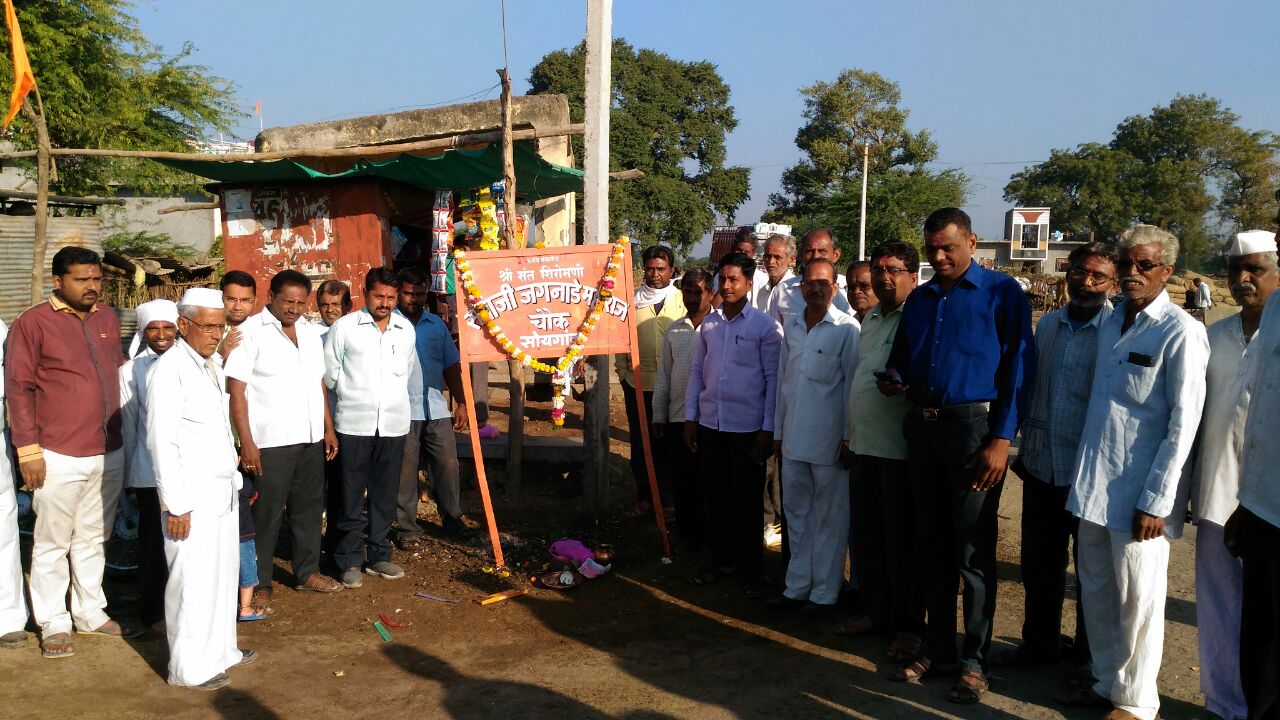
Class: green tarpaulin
159,142,583,200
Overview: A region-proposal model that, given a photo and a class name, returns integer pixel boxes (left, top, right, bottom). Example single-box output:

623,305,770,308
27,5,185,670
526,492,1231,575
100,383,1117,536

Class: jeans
239,539,258,589
904,408,1003,672
252,441,325,588
335,432,406,570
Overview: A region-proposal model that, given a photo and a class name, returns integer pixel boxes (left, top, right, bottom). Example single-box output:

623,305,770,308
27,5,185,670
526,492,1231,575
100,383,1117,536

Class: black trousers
133,488,167,626
904,408,1004,671
1240,508,1280,720
252,441,325,588
335,432,406,571
1019,474,1089,662
664,423,705,547
698,426,764,576
322,456,343,555
622,382,665,506
850,454,924,637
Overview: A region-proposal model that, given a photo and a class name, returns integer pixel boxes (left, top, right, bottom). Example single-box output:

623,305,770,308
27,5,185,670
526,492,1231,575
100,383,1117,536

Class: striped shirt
652,316,701,425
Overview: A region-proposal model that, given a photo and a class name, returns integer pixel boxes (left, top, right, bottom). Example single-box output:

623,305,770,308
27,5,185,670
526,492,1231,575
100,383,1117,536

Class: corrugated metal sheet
117,307,137,357
0,216,103,323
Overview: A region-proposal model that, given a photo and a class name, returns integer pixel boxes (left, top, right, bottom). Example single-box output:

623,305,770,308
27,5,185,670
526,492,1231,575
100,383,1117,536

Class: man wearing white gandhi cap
147,287,254,689
118,299,179,629
1193,229,1278,720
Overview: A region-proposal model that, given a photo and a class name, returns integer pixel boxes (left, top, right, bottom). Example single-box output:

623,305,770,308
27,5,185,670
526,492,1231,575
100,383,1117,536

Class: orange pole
621,245,672,558
454,287,506,568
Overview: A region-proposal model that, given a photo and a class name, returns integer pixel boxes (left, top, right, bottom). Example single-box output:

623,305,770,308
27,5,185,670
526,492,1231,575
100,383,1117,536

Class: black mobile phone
873,370,899,383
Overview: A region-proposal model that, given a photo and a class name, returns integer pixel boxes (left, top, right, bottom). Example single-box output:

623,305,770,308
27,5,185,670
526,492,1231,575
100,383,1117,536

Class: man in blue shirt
413,297,472,539
880,207,1035,704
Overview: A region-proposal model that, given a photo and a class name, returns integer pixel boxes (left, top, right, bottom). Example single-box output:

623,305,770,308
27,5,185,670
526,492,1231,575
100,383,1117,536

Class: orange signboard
456,244,636,362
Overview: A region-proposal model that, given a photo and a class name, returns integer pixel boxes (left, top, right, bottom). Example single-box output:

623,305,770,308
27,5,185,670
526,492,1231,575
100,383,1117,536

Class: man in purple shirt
684,252,783,594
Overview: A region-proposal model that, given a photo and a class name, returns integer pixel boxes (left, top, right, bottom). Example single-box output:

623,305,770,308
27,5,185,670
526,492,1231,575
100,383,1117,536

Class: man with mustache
226,269,343,611
1010,243,1117,674
1191,230,1278,720
5,246,141,658
1067,225,1209,720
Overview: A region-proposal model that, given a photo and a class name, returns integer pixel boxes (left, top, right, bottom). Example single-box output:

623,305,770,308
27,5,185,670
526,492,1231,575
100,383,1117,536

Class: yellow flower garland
456,237,628,427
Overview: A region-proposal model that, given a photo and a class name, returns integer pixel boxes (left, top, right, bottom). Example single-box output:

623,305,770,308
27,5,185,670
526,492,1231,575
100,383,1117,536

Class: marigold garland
457,237,628,428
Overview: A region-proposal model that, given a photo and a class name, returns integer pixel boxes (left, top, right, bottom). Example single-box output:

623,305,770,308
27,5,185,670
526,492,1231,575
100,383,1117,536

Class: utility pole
858,141,871,261
22,88,52,307
581,0,612,523
497,66,525,496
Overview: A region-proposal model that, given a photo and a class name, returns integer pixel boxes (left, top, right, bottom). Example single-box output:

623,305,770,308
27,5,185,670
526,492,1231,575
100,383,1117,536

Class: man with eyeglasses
1065,225,1208,720
845,261,879,324
769,228,851,328
225,269,344,613
1007,243,1116,677
768,258,859,618
844,241,922,656
879,208,1035,705
1192,230,1278,720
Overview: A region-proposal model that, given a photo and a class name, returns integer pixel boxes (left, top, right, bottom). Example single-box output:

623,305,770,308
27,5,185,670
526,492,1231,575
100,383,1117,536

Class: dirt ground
0,369,1210,719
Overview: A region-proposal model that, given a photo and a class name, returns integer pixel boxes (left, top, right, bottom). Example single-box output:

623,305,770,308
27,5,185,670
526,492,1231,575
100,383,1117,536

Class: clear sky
135,0,1279,244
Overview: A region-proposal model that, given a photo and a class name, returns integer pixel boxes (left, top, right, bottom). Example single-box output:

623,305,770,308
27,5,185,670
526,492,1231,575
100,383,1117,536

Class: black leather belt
917,401,991,422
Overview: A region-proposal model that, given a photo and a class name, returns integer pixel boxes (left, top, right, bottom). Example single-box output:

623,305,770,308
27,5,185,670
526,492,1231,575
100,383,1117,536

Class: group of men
634,209,1280,719
0,250,472,691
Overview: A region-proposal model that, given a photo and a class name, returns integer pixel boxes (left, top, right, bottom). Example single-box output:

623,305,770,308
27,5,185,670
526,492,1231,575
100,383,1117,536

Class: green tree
1005,95,1279,270
766,69,967,257
528,39,750,258
0,0,241,196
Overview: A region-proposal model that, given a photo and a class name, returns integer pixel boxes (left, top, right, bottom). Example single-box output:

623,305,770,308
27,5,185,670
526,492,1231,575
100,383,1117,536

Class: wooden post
497,67,525,496
581,0,613,522
21,90,51,307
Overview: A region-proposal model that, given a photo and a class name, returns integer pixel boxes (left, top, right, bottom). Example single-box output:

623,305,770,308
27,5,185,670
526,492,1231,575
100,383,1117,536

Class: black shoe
800,601,837,619
764,594,806,612
444,523,476,540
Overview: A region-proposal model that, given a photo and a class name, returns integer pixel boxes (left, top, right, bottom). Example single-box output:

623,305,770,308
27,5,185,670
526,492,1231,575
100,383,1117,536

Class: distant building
973,207,1086,276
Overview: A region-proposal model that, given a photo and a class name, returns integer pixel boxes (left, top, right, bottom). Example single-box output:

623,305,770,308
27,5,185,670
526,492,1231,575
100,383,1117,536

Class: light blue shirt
775,303,859,465
1018,303,1111,486
1066,291,1209,539
1238,292,1280,528
685,303,783,433
323,309,421,437
414,312,461,422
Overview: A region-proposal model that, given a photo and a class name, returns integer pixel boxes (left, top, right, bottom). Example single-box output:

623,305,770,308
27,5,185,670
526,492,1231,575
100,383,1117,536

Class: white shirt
652,316,701,425
769,274,851,329
323,308,421,437
1067,291,1209,539
1191,315,1254,526
774,303,860,466
147,339,242,518
224,309,327,449
751,268,790,313
1196,282,1213,308
120,349,161,489
1238,293,1280,528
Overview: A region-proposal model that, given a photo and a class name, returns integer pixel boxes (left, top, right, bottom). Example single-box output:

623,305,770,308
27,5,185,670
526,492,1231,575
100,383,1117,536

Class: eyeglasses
1067,268,1115,285
1116,259,1166,274
870,267,911,277
185,319,225,335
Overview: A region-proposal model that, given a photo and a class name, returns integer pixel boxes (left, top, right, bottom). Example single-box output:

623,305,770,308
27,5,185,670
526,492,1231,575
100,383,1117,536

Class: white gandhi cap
178,287,226,310
1228,230,1277,258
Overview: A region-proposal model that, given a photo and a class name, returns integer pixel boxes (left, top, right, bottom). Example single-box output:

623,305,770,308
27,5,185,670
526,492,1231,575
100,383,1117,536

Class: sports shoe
340,567,363,588
364,561,405,580
232,648,257,668
176,672,230,691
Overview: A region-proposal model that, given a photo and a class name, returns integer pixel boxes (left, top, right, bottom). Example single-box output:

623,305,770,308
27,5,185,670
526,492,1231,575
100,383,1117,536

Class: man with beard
6,247,140,658
226,269,343,611
119,299,180,629
1066,225,1208,720
845,261,879,323
324,268,420,587
1191,230,1278,720
620,245,685,519
219,271,257,359
315,279,352,332
149,288,254,689
1009,243,1117,672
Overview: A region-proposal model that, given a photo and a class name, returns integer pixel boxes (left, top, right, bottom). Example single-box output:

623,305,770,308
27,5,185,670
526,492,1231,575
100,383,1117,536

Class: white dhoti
1195,522,1247,720
1078,520,1169,720
29,448,123,636
781,458,850,605
164,509,240,687
0,433,29,634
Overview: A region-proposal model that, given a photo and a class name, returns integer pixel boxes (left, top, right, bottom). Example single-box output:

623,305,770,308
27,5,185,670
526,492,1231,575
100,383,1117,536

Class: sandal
886,632,924,663
888,656,931,682
238,607,269,622
947,670,989,704
251,588,273,615
77,619,144,639
40,632,75,659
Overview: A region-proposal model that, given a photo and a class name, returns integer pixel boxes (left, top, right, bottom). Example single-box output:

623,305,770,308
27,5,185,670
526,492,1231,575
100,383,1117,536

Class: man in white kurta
1066,226,1209,720
0,319,31,649
771,259,859,611
1190,230,1278,720
119,299,178,628
148,289,250,689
